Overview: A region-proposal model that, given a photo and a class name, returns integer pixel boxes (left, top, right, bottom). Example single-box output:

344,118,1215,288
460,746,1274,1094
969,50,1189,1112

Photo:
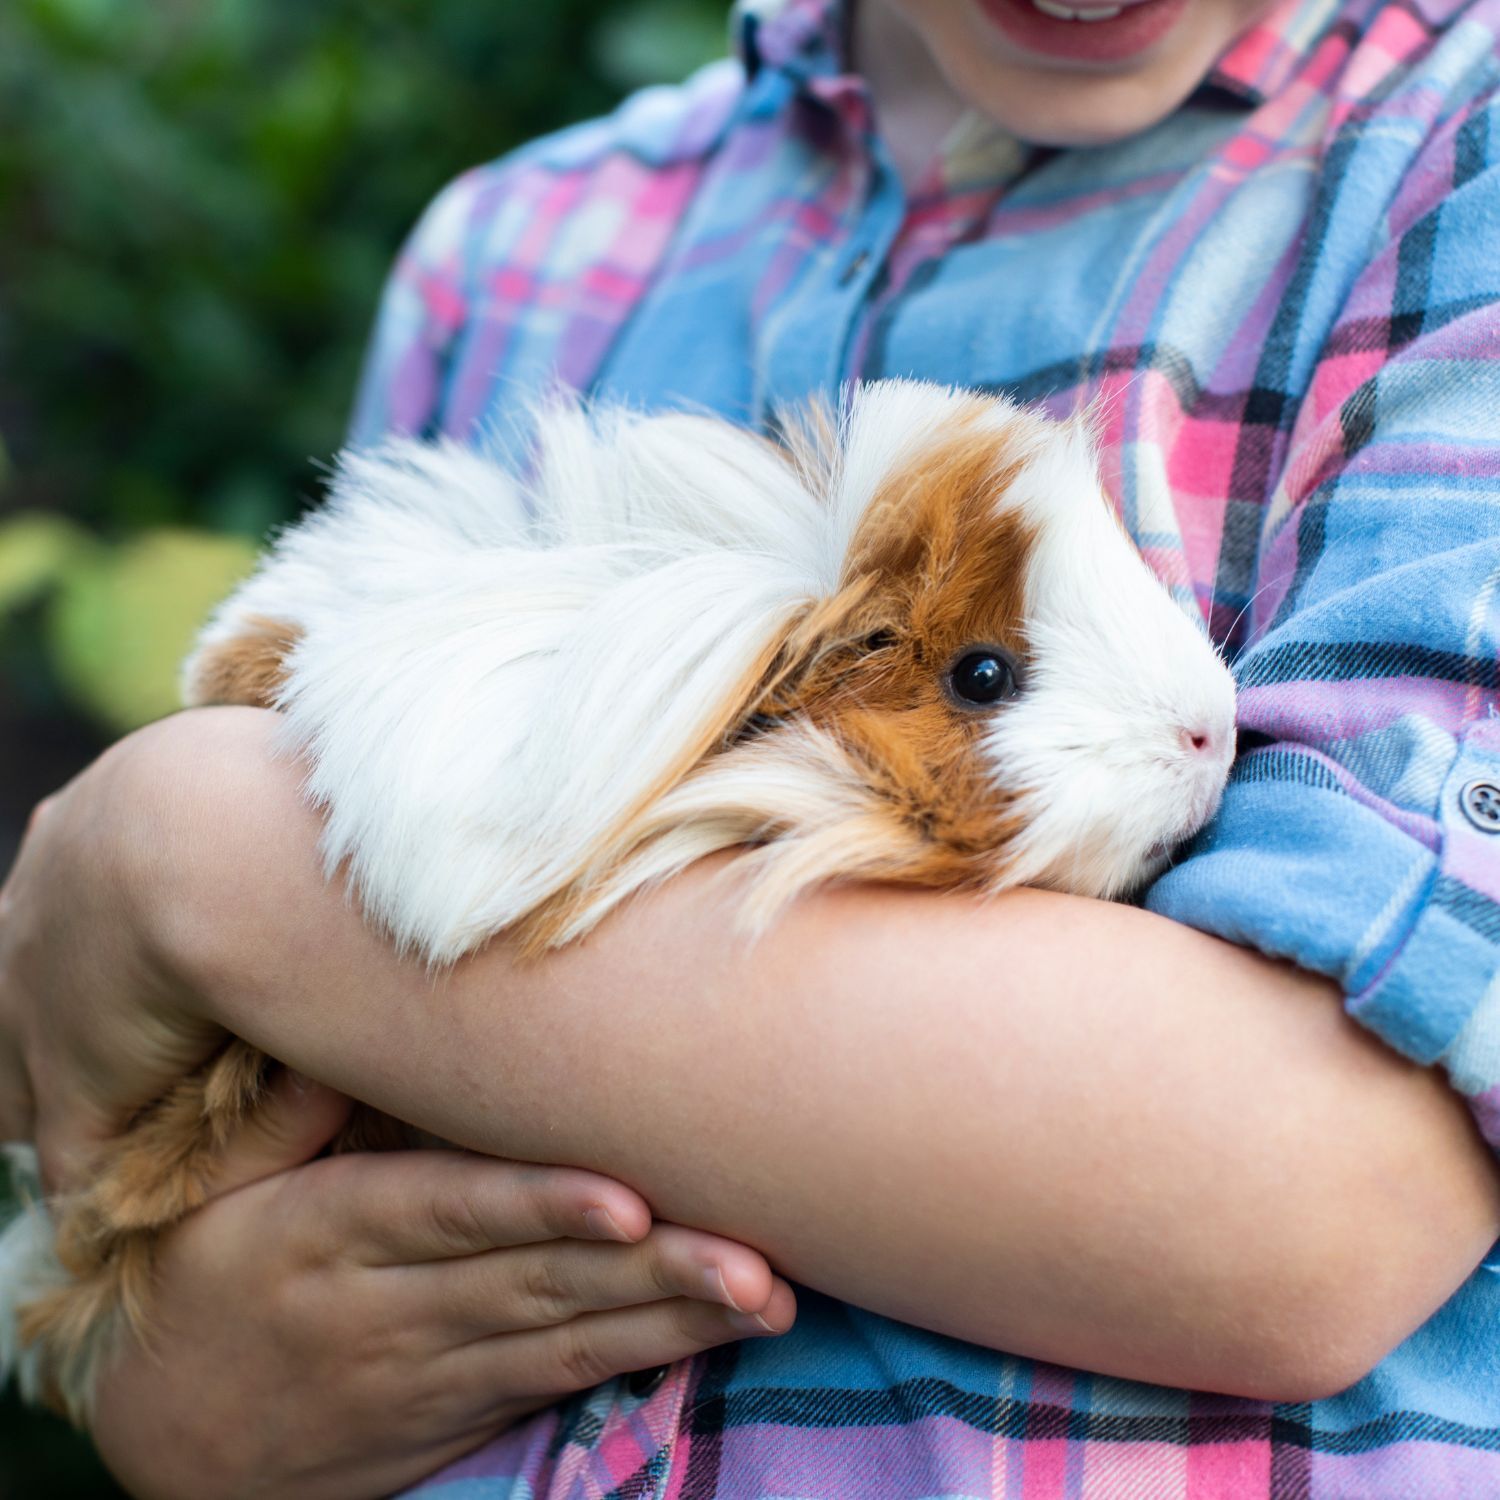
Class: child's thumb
203,1068,355,1200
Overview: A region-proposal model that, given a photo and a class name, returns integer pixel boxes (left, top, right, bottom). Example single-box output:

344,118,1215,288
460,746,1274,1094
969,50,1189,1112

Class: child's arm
6,704,1495,1405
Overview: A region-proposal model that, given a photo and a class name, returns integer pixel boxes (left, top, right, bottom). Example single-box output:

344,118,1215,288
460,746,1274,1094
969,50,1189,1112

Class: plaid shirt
354,0,1500,1493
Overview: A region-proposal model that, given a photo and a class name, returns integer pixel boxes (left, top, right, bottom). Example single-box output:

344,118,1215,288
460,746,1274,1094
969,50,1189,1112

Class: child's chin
931,6,1245,149
964,67,1212,149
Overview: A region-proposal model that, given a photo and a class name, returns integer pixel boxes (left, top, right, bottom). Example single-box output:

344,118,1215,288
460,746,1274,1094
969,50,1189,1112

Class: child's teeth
1030,0,1125,18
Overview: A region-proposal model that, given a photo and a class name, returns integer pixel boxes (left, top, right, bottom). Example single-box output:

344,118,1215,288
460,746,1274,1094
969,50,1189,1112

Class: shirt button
1460,780,1500,832
625,1365,669,1398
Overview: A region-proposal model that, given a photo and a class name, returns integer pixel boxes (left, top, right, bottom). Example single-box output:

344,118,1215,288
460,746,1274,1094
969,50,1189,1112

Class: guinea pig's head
751,382,1237,900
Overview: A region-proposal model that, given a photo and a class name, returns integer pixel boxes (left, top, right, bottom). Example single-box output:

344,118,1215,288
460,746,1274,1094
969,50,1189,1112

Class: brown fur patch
517,397,1045,942
755,406,1039,887
18,1041,270,1420
186,614,301,708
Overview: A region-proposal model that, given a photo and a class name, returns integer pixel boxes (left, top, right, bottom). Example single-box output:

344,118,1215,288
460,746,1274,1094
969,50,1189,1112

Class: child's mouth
973,0,1190,65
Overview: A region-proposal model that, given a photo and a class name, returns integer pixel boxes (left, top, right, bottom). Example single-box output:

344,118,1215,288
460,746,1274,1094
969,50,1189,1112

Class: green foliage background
0,1,726,1492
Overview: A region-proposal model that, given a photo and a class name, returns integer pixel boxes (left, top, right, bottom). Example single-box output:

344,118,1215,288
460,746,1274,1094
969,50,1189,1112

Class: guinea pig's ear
183,614,301,708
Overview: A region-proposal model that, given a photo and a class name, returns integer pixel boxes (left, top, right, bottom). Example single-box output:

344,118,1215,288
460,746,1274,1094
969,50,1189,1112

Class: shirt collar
733,0,847,81
735,0,1347,109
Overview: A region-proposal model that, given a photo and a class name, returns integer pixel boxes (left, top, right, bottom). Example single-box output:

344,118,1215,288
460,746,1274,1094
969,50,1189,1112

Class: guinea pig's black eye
946,648,1019,708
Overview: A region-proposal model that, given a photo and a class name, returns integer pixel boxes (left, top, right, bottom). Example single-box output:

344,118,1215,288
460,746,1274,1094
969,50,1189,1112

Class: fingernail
584,1205,631,1242
703,1266,746,1313
726,1310,778,1336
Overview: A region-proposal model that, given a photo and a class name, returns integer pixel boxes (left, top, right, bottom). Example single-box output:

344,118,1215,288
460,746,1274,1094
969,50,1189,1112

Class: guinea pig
0,379,1237,1423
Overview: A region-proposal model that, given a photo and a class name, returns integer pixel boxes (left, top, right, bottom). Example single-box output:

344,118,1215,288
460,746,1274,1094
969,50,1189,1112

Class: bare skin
5,707,1497,1422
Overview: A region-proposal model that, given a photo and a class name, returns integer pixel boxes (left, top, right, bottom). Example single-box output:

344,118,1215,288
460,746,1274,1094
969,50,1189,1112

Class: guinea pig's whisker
1220,569,1294,657
1069,364,1146,431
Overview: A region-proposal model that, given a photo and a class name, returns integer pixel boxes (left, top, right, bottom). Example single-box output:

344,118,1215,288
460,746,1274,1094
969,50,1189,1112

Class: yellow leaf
47,529,260,732
0,512,93,614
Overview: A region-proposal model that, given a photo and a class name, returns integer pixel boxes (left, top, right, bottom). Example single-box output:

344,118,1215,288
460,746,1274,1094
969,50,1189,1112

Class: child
5,0,1500,1494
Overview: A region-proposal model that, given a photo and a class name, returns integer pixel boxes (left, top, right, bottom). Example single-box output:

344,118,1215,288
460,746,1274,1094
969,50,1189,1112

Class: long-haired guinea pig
1,379,1236,1422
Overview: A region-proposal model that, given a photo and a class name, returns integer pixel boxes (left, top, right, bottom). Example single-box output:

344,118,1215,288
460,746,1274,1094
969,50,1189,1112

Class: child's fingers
201,1067,354,1199
310,1150,654,1264
456,1279,799,1404
399,1222,778,1339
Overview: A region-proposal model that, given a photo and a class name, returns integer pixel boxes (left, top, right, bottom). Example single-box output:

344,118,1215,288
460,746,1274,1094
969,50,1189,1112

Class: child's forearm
131,706,1497,1402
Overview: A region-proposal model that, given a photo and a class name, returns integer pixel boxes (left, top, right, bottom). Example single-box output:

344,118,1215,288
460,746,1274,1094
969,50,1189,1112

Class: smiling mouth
973,0,1191,65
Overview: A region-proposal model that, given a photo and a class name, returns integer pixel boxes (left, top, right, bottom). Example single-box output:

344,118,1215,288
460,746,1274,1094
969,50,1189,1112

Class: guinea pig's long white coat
186,380,1236,961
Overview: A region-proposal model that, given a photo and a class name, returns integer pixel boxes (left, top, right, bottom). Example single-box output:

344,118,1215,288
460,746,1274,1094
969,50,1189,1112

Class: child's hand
88,1072,795,1500
0,720,233,1188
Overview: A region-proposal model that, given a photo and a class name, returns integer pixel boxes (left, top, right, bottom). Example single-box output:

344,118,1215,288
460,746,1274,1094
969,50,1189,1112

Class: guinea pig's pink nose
1179,724,1220,757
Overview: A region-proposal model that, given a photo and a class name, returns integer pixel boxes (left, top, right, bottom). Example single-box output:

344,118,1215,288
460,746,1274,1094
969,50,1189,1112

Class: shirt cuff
1146,719,1500,1147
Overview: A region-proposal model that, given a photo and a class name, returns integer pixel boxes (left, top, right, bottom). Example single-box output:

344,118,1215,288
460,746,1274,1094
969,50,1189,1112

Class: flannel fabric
352,0,1500,1492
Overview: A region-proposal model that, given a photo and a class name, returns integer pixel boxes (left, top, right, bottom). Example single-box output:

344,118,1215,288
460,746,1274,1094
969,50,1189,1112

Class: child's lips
973,0,1191,66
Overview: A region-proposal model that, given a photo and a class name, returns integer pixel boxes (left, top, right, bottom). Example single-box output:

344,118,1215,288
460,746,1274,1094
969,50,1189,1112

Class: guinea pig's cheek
974,703,1077,854
975,708,1041,801
971,693,1164,898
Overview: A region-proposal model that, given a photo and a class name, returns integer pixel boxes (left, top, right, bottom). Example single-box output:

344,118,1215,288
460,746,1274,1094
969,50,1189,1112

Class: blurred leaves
0,511,88,614
0,503,258,732
50,529,259,731
0,0,726,731
595,1,734,88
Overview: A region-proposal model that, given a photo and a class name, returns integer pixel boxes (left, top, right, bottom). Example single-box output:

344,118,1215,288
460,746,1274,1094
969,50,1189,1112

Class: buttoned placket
750,72,902,422
753,83,1035,423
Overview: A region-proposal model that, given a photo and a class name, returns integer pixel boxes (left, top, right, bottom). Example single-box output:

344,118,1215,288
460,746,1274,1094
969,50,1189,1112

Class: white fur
986,416,1236,896
182,382,1233,962
187,405,838,960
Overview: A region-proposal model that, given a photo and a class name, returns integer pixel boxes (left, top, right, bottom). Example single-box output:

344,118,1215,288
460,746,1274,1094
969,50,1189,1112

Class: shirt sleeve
343,60,746,452
1145,89,1500,1148
345,166,496,448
